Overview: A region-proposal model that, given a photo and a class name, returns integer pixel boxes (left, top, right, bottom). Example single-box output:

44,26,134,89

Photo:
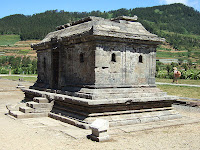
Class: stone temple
12,16,181,129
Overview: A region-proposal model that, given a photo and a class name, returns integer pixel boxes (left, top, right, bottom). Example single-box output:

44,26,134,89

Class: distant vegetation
0,3,199,77
0,56,37,74
156,62,200,80
0,35,20,46
0,3,200,51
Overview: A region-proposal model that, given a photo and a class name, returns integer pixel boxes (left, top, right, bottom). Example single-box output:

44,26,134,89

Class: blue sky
1,0,200,19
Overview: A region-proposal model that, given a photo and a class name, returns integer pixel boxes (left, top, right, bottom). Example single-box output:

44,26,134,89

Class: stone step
26,102,52,109
9,110,26,119
59,95,177,106
117,117,200,133
48,109,182,130
63,87,162,94
23,88,177,106
33,97,49,103
9,110,48,119
92,96,177,104
33,108,52,113
72,92,167,99
173,104,200,113
48,112,89,129
59,88,165,99
26,101,38,107
64,88,163,96
19,106,34,113
19,105,51,113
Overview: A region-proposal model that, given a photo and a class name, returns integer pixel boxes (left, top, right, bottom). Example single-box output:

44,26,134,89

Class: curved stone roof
32,16,165,49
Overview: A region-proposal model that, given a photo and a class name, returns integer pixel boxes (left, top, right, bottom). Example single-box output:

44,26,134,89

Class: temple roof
32,16,165,49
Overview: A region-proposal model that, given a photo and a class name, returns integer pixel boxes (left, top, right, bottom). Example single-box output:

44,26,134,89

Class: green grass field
156,51,188,59
0,35,20,46
156,78,200,99
156,78,200,85
157,85,200,99
17,49,31,54
0,75,37,82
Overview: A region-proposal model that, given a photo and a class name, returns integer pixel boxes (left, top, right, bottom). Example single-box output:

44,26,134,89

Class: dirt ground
0,79,200,150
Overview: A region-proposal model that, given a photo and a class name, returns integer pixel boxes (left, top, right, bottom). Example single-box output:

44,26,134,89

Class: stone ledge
9,110,48,119
19,106,34,113
22,88,177,106
48,108,181,129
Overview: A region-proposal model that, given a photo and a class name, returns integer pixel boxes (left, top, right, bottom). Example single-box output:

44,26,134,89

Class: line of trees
0,56,37,74
0,4,200,50
156,62,200,80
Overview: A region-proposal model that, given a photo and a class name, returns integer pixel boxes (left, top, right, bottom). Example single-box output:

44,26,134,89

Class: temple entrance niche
51,38,59,89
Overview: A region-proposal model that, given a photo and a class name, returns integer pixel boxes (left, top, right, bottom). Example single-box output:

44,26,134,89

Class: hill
0,35,37,58
0,3,200,52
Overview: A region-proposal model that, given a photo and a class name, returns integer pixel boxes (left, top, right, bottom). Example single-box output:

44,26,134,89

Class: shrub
180,69,200,80
0,67,9,74
157,69,200,80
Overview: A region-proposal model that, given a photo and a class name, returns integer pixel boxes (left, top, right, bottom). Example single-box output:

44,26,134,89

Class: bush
0,67,9,74
156,70,174,79
157,69,200,80
180,69,200,80
0,56,37,75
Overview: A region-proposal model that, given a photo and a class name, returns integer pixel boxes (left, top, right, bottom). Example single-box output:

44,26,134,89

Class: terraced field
0,35,39,58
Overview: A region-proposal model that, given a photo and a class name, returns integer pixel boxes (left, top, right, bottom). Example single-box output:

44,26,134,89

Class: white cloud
159,0,188,5
166,0,188,4
159,0,200,11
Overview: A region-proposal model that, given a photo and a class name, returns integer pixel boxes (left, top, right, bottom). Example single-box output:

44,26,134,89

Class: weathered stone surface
7,97,53,119
32,16,164,49
31,16,163,89
33,97,49,103
19,106,34,113
6,103,26,111
89,119,110,142
9,110,49,119
27,102,52,109
19,16,180,128
90,119,109,132
173,104,200,113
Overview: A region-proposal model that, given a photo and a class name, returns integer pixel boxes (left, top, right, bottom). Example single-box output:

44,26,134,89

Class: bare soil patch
0,79,200,150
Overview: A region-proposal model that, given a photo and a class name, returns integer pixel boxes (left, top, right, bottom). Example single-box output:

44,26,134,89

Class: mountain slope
0,3,200,50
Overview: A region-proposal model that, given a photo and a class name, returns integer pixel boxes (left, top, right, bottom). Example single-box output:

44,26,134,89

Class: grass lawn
156,78,200,85
0,75,37,82
157,85,200,99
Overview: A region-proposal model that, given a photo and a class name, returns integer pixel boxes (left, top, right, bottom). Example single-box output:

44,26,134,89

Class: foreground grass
156,78,200,85
157,85,200,99
0,75,37,82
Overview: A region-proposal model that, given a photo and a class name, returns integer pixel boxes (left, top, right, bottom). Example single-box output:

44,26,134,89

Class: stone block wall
60,42,96,88
94,41,156,87
37,49,52,87
35,40,156,89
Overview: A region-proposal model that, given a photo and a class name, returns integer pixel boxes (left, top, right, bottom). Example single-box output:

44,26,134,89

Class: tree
166,65,171,75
